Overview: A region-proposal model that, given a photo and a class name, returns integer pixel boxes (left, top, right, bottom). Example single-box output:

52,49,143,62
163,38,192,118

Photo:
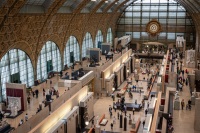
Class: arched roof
0,0,200,66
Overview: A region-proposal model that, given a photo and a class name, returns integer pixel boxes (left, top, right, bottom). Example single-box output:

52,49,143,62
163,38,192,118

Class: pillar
124,117,127,131
120,114,123,128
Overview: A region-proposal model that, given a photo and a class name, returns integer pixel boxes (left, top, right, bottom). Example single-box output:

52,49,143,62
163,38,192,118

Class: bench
99,114,105,125
130,118,141,133
117,83,128,97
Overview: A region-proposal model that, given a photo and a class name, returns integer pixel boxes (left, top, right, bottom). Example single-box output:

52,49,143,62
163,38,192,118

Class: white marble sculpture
95,115,100,127
7,96,21,116
135,69,137,74
175,91,180,100
186,50,195,64
176,36,185,47
151,69,155,75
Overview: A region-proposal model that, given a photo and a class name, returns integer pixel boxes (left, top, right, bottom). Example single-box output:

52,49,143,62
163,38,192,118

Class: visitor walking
32,91,35,97
109,105,112,113
35,89,39,98
56,90,59,98
25,113,28,121
110,111,113,118
113,103,117,112
113,116,116,124
132,108,135,115
50,80,52,87
143,120,145,127
145,109,148,117
118,112,120,119
18,119,23,126
110,123,113,130
181,99,185,110
182,70,184,76
0,111,4,121
27,96,30,104
43,88,45,96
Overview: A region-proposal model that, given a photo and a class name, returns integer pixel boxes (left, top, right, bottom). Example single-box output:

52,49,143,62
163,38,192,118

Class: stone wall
0,0,123,79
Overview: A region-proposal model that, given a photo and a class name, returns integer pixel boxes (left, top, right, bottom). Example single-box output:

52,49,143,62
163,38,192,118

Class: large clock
146,19,162,36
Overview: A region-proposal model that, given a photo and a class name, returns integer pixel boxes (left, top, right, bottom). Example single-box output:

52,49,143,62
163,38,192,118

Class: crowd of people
22,79,60,127
177,69,189,91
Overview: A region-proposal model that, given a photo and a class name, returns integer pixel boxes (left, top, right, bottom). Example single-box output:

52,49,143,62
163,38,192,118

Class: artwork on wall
6,83,27,111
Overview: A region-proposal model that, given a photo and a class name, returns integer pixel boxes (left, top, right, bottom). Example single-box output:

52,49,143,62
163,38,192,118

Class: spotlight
112,87,115,91
85,121,89,126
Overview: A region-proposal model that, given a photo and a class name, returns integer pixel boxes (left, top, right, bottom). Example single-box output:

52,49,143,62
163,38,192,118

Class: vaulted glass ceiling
16,0,200,14
58,0,82,13
81,0,101,13
20,0,55,13
116,0,195,47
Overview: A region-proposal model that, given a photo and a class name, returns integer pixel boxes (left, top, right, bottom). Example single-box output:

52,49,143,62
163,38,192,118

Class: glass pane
116,0,195,46
0,49,34,100
37,41,61,80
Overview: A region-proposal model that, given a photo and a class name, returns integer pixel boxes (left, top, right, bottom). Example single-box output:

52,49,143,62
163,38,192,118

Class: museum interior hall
0,0,200,133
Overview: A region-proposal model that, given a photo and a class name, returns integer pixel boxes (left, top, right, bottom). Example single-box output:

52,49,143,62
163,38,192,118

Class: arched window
37,41,61,80
0,49,34,100
106,28,113,45
64,36,80,67
95,30,103,48
82,32,93,58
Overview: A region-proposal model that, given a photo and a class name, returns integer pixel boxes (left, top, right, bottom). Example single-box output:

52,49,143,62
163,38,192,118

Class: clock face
149,23,158,33
146,20,161,36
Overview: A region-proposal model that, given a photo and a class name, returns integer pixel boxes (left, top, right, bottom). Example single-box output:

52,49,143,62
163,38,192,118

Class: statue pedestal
132,122,135,128
129,119,132,125
174,100,180,110
191,96,196,105
95,125,101,133
0,103,6,111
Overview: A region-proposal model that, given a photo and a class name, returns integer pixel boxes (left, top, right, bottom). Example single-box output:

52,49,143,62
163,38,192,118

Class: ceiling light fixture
105,0,108,3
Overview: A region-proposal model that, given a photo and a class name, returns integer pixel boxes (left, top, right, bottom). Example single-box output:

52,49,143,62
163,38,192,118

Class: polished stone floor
3,53,116,129
91,67,158,133
173,66,200,133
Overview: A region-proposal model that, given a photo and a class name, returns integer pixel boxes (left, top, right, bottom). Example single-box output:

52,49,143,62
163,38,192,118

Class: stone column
194,98,200,131
114,38,118,51
136,43,140,50
183,40,186,57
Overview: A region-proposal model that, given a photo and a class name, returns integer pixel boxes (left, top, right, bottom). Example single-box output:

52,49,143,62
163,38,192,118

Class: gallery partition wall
0,49,34,101
37,41,61,80
116,0,195,47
